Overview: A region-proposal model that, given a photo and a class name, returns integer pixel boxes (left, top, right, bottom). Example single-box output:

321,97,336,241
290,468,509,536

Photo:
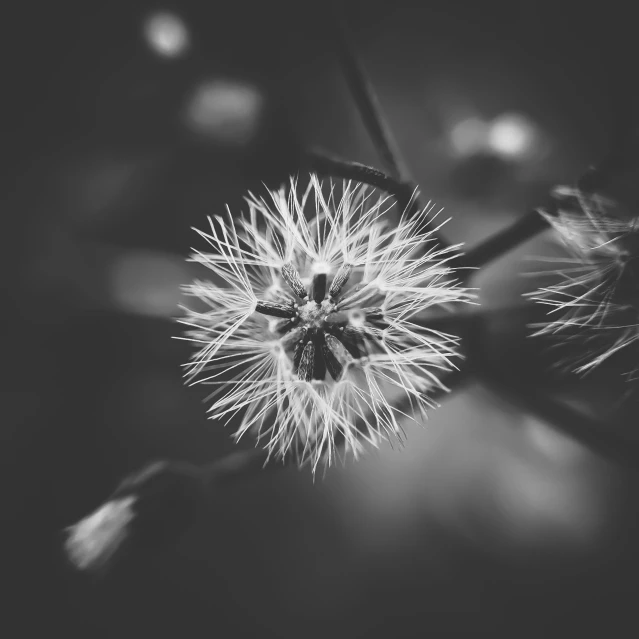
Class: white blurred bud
64,496,136,572
63,461,204,573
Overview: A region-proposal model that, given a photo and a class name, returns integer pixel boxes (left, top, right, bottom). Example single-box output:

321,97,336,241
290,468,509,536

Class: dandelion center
297,300,331,327
254,260,389,383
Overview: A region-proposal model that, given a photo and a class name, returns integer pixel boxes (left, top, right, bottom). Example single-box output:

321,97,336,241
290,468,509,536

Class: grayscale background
3,1,639,637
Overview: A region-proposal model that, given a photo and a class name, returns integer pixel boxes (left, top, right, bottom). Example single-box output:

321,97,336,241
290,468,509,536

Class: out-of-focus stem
479,371,639,469
465,310,639,468
330,4,407,182
330,5,451,249
458,209,550,271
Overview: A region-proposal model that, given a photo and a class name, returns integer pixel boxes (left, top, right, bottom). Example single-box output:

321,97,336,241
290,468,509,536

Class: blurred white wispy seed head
179,174,473,473
64,496,136,572
527,186,639,377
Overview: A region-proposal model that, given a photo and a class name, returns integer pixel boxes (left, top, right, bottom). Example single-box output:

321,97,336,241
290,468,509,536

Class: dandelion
527,186,639,377
179,174,473,472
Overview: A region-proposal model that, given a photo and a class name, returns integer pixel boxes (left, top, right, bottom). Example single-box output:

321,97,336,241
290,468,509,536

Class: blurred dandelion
179,174,473,472
527,186,639,377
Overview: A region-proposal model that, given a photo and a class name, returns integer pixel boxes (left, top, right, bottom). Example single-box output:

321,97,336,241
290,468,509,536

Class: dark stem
330,3,406,181
458,209,550,271
435,49,639,273
459,127,639,271
329,5,451,250
304,150,414,210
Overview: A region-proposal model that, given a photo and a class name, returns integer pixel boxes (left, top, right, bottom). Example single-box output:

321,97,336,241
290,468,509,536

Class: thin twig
304,149,411,201
459,209,550,270
304,149,420,218
459,125,639,272
330,4,407,181
305,146,552,272
329,5,452,250
456,64,639,272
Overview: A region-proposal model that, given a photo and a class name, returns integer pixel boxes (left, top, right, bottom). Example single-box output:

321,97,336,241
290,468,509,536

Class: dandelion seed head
527,187,639,377
179,174,473,471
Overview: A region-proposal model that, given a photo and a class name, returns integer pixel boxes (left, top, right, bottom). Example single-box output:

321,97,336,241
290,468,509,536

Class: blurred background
3,1,639,637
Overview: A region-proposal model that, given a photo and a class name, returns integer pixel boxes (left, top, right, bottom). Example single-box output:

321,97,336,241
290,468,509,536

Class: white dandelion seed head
64,496,136,572
179,174,473,472
527,186,639,376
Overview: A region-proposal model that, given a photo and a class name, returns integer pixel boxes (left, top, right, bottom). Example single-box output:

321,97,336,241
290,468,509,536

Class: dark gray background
2,1,639,637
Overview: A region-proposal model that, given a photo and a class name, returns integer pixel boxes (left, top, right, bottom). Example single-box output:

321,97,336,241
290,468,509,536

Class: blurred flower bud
64,496,136,573
64,461,204,574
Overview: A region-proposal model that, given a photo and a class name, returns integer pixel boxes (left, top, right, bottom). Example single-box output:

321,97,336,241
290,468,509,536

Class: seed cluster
255,261,387,383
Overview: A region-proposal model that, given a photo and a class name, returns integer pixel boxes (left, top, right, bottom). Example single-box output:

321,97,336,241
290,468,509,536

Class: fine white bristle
527,187,639,377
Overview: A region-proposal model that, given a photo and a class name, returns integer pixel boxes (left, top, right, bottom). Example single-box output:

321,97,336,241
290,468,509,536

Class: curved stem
303,149,415,208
